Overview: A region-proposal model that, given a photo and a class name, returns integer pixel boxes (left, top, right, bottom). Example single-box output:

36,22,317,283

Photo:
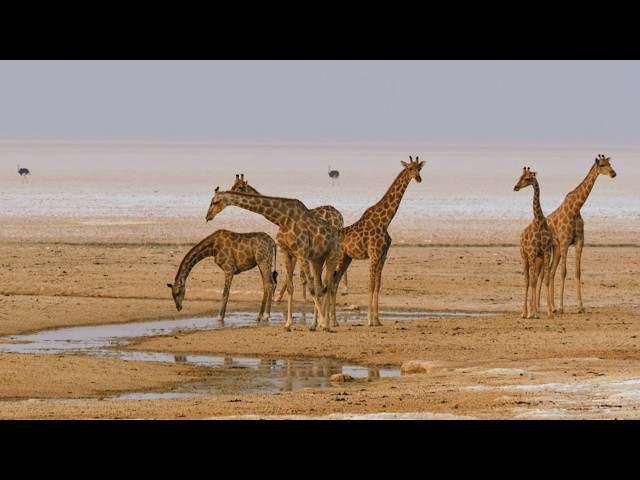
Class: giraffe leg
558,252,568,314
548,248,562,313
521,257,529,319
302,259,329,332
300,265,308,302
341,269,349,295
331,254,352,326
531,256,543,319
535,268,543,313
275,256,295,302
575,236,585,313
322,247,339,328
371,253,388,326
309,260,324,331
543,250,554,318
257,260,276,322
282,254,295,331
217,271,234,322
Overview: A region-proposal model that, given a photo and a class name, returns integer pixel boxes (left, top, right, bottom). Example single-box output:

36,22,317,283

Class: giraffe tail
272,242,278,284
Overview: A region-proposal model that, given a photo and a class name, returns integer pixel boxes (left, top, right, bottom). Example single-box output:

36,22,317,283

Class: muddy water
0,310,490,398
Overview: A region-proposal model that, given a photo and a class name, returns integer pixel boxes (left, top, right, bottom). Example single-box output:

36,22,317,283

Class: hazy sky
0,60,638,144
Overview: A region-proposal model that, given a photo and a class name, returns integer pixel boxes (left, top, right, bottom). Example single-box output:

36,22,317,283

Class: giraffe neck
531,181,546,225
562,163,600,215
362,168,413,228
221,191,303,227
174,235,216,285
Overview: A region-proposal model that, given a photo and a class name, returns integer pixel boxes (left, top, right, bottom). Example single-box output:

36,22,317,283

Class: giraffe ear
215,186,219,192
419,160,425,168
401,160,408,168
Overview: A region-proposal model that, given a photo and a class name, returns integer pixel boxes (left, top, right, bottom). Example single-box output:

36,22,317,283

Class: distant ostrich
328,165,339,185
17,164,30,182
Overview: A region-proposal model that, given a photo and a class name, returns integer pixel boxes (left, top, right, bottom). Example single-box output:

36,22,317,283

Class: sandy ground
1,224,638,419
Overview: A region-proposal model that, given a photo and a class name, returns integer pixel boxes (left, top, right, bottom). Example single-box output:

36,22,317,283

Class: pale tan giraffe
546,154,617,314
513,167,553,319
205,188,340,332
331,156,425,327
167,229,278,322
229,173,348,301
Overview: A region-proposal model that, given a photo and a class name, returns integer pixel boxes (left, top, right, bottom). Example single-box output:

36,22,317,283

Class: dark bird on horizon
328,165,339,185
18,164,30,181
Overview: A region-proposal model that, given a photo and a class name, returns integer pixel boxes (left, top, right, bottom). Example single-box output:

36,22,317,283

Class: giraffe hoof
323,327,331,333
521,313,527,319
284,325,291,332
309,326,317,332
577,307,585,313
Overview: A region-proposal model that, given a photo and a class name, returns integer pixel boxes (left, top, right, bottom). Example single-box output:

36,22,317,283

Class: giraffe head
594,154,617,178
230,173,260,194
513,167,538,191
206,187,228,222
231,174,245,191
166,280,186,311
400,156,426,183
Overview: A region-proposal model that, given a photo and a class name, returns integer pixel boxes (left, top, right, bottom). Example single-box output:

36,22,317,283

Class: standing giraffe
330,156,425,327
546,154,617,314
167,229,278,322
205,188,340,332
229,173,348,301
513,167,553,319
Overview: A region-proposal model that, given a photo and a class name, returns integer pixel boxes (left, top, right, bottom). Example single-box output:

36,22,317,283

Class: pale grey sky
0,60,638,144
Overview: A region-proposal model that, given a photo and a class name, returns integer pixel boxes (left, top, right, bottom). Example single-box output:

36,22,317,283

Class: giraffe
513,167,553,319
546,154,617,314
229,173,348,301
205,188,340,332
167,229,278,322
330,156,425,327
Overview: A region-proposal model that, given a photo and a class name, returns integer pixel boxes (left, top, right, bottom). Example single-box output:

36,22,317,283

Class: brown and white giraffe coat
331,156,425,326
205,188,341,332
546,154,617,313
514,167,553,319
167,229,278,322
229,173,348,306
